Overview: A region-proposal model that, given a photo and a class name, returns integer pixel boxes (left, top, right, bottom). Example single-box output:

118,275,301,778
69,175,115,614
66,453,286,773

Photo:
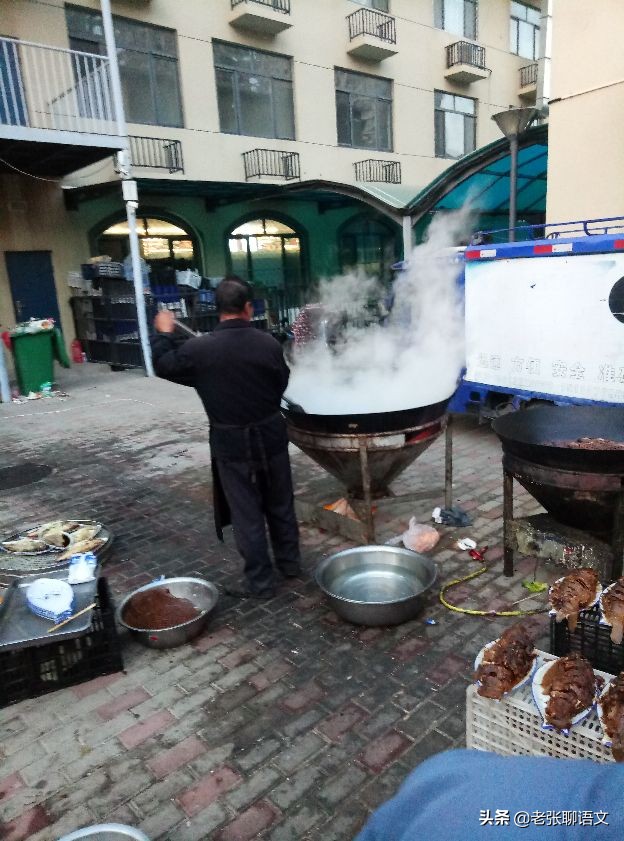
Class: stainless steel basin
315,545,437,626
116,577,219,649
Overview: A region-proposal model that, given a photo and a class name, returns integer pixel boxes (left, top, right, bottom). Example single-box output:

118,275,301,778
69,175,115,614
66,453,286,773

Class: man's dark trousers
216,449,300,593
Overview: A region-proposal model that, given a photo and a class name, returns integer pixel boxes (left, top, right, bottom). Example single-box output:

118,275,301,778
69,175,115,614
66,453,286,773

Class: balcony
444,41,488,85
129,135,184,173
229,0,292,36
346,8,398,62
519,63,538,100
0,36,126,177
242,148,300,181
354,159,401,184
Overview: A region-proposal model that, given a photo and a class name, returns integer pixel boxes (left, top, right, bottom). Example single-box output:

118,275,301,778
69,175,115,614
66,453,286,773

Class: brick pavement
0,367,557,841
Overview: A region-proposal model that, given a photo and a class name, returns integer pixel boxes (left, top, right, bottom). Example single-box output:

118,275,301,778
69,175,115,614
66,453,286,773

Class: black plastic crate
0,578,124,708
550,605,624,674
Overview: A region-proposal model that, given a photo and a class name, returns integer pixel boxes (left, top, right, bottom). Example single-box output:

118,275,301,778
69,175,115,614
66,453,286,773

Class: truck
449,217,624,417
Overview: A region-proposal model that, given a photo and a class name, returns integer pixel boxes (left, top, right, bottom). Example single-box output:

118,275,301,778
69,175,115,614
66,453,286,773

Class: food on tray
70,525,101,544
123,587,200,630
1,537,47,553
475,624,536,700
58,537,105,561
599,673,624,761
601,579,624,645
546,437,624,450
548,568,600,632
39,524,68,547
541,654,596,732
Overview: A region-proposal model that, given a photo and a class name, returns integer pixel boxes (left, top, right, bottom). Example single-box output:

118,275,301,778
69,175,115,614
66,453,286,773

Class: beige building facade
546,0,624,224
0,0,541,370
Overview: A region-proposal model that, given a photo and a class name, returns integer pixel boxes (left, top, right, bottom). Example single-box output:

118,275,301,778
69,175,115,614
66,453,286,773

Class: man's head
216,276,253,321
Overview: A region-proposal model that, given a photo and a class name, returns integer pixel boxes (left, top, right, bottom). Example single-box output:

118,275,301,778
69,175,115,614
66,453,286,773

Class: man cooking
151,276,301,599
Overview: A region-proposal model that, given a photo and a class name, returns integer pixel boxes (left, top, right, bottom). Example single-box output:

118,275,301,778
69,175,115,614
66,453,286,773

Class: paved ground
0,365,557,841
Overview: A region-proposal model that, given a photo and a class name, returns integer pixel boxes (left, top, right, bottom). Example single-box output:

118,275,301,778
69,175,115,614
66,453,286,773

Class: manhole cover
0,464,53,491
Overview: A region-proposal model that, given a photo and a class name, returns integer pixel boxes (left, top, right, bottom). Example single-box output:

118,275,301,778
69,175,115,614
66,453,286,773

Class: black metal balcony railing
231,0,290,13
520,62,538,87
347,8,397,44
446,40,486,70
129,135,184,173
243,149,300,181
354,159,401,184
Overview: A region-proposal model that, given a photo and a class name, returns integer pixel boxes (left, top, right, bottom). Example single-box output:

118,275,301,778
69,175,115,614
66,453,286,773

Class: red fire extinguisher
71,339,84,364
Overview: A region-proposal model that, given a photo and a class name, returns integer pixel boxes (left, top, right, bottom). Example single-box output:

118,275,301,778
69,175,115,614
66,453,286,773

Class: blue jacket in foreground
355,749,624,840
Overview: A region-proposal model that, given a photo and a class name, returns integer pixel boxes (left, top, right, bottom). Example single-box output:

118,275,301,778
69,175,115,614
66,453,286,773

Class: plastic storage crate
82,262,124,280
0,578,124,708
466,650,614,763
550,606,624,675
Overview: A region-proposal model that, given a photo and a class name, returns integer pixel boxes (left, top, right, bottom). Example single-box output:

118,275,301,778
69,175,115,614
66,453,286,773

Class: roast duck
549,568,600,632
600,672,624,762
475,624,536,700
601,578,624,645
541,654,597,732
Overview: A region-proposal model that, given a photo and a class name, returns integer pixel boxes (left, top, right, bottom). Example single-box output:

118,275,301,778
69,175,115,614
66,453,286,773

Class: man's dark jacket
151,320,291,537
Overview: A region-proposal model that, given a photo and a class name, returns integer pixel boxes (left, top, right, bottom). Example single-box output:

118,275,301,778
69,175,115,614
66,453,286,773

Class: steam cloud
285,210,469,415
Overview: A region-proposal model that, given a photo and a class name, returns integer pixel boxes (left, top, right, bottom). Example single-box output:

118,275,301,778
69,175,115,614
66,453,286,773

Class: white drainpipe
100,0,154,377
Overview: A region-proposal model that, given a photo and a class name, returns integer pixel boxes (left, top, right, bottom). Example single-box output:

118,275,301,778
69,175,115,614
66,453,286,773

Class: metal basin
316,545,437,626
58,824,150,841
116,577,219,650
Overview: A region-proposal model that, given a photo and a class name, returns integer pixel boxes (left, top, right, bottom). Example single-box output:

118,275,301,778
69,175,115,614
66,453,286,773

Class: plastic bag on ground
402,518,440,553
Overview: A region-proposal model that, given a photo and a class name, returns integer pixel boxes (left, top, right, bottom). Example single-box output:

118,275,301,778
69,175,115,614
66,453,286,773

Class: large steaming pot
493,406,624,535
283,400,449,497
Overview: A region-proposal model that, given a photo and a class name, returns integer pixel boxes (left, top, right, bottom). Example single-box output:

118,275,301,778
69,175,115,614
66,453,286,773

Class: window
357,0,390,10
65,6,183,127
97,217,197,282
335,69,392,152
434,91,475,159
510,1,540,60
434,0,477,39
339,216,400,282
228,217,305,325
214,42,295,140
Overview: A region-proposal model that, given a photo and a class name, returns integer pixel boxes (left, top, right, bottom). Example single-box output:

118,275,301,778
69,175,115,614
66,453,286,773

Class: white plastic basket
57,825,150,841
466,650,614,763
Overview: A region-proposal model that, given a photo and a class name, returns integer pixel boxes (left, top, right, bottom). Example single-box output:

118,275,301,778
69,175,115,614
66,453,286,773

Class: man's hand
154,310,176,334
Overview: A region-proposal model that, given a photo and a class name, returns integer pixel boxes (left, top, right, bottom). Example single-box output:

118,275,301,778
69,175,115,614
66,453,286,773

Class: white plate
474,640,538,700
532,658,597,734
597,679,615,747
548,575,602,621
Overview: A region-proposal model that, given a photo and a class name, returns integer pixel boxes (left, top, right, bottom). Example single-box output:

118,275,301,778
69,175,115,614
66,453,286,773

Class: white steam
285,210,469,415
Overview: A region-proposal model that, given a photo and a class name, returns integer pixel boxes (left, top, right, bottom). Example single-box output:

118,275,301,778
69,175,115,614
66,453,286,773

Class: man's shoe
224,585,276,600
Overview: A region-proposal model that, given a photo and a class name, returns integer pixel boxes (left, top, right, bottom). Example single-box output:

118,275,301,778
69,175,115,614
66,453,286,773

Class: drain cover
0,464,53,491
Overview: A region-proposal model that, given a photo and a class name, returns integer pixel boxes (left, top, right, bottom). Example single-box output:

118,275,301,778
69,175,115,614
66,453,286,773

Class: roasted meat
475,624,535,700
541,654,596,731
601,579,624,645
549,568,600,632
601,673,624,762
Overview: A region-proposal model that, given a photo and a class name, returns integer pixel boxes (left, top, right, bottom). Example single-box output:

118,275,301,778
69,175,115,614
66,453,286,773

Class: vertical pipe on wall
402,215,413,261
100,0,154,376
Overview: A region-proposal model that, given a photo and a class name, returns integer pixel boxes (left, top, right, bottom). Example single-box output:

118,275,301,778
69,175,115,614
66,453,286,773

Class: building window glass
97,217,197,282
434,91,475,159
357,0,390,10
335,69,392,152
65,6,183,127
338,216,399,283
434,0,477,39
228,217,304,325
510,1,540,60
214,42,295,140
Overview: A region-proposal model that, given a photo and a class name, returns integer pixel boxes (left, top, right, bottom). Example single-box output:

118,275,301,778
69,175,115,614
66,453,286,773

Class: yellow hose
439,565,548,617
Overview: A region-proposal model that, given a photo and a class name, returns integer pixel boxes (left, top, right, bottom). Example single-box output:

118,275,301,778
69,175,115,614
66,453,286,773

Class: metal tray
0,568,100,652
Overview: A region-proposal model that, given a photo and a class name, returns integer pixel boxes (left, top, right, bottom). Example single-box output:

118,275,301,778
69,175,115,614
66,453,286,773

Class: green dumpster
12,331,55,394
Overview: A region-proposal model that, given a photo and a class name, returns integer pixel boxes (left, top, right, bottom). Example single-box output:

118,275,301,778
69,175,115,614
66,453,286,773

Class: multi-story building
1,0,542,354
